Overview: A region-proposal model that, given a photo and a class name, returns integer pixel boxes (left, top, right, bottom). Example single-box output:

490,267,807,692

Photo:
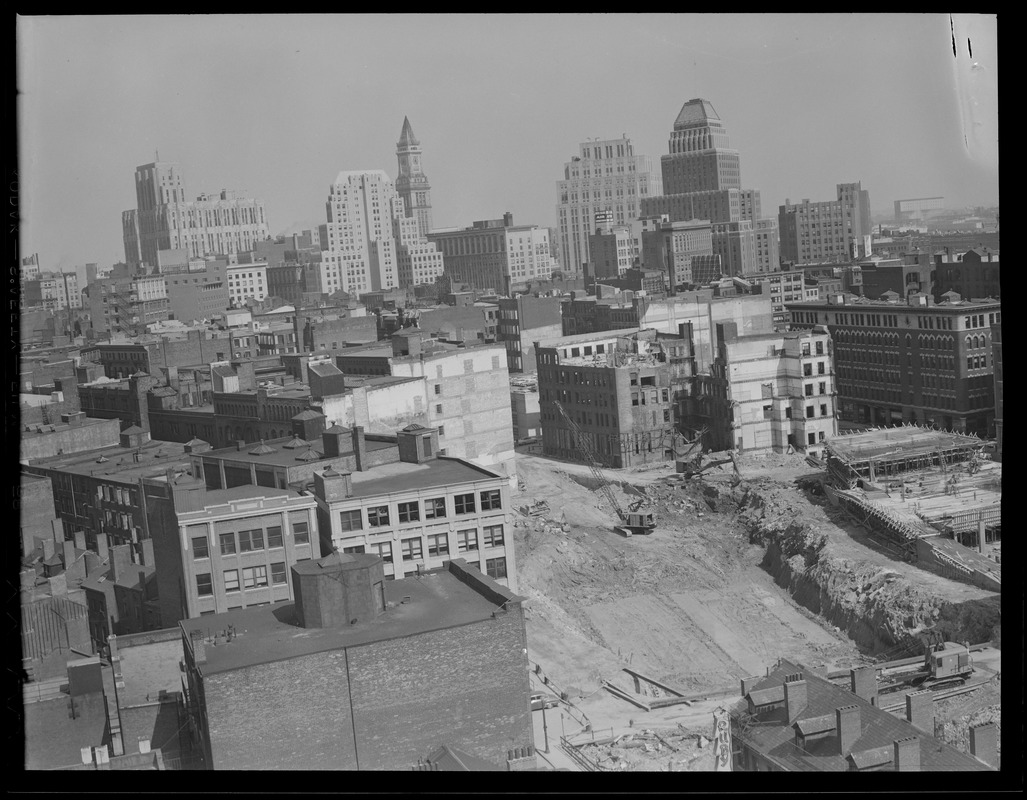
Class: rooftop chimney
236,439,246,451
905,690,934,733
969,722,997,768
140,538,155,568
109,544,133,584
784,673,807,725
893,737,920,772
836,705,860,755
740,676,761,697
850,666,878,706
352,425,367,471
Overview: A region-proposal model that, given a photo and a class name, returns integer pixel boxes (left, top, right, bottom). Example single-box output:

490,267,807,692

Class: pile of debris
577,727,717,772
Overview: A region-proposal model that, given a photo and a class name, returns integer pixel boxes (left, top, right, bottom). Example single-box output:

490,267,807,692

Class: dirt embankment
736,481,1001,654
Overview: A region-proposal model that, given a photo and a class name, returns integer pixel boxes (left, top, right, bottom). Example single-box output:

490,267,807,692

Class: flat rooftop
340,374,421,389
182,564,516,675
198,435,394,467
26,438,193,480
345,456,503,498
827,427,985,464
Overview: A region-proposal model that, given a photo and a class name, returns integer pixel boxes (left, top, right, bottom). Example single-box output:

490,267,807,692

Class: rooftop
343,456,504,499
26,439,193,481
181,561,520,675
672,98,722,129
197,434,394,468
737,660,988,771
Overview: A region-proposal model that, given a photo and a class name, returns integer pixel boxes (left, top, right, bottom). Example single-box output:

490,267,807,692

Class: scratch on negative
950,15,957,58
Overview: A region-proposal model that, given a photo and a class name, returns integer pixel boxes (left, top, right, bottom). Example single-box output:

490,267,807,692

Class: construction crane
552,400,656,536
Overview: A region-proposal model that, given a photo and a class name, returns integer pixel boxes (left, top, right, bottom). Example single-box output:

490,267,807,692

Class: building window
817,362,825,375
815,341,824,355
803,363,812,377
807,433,816,446
424,497,447,519
243,566,268,589
804,384,813,397
372,541,393,563
340,510,362,531
806,406,814,419
219,533,236,555
818,430,826,442
192,537,209,559
397,501,420,523
820,404,828,417
401,537,423,561
480,489,502,511
434,384,441,395
427,533,449,557
486,557,507,580
818,382,826,395
196,573,213,596
455,493,476,514
457,529,478,552
224,569,240,593
342,545,365,554
483,524,505,548
368,505,391,527
267,526,283,549
293,521,310,544
801,342,811,356
271,562,287,585
239,529,264,552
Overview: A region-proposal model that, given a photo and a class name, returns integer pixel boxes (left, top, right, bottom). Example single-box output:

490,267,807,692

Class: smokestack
893,737,920,772
905,690,934,733
836,705,860,755
969,722,997,768
783,673,807,725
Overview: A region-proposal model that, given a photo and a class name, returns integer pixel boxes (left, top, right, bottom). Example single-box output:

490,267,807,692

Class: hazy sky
18,13,998,271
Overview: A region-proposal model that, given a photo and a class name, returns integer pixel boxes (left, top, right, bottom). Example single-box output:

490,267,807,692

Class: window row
193,521,309,559
343,525,506,563
337,491,502,531
196,562,289,595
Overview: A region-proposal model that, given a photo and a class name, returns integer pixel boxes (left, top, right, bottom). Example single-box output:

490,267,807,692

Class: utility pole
541,705,549,753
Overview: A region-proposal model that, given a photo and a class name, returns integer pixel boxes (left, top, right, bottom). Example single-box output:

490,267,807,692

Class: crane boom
552,400,625,521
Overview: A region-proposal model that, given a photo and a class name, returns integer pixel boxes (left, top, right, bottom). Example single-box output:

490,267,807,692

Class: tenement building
534,329,694,468
687,324,837,458
555,135,662,274
786,291,1000,435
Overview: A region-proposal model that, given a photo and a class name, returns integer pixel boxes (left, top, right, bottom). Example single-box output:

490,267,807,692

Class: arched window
972,335,979,349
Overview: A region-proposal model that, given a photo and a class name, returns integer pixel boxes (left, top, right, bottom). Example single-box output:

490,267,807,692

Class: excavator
552,400,656,536
672,427,743,485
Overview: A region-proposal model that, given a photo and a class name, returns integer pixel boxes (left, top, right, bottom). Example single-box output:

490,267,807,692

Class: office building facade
779,183,872,264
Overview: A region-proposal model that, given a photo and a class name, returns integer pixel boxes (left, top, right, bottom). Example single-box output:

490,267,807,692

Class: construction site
511,424,1001,771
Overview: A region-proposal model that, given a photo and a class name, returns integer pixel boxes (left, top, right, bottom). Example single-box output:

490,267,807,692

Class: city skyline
18,13,998,271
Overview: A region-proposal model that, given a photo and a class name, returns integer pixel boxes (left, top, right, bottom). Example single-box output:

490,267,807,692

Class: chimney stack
140,538,155,567
905,690,934,733
109,544,133,584
96,534,110,560
740,676,761,697
352,425,366,472
783,673,807,725
969,722,997,768
836,705,861,755
893,737,920,772
62,539,76,570
849,666,878,706
236,440,246,451
73,529,86,551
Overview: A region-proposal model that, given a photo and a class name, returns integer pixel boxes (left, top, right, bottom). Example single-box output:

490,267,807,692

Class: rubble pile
577,727,717,772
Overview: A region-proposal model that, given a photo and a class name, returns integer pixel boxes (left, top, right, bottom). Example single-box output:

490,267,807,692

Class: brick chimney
96,534,109,560
189,631,207,666
969,722,997,767
506,744,535,771
905,690,934,733
836,705,860,755
740,676,761,697
849,666,878,706
351,426,366,471
893,737,920,772
62,539,76,570
140,538,155,568
783,673,807,725
73,529,86,551
109,544,133,583
42,538,55,560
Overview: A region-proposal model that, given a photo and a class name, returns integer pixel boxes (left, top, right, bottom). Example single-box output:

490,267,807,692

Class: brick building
778,183,873,265
494,295,565,374
179,556,533,771
535,329,694,468
730,660,993,771
787,292,1000,435
19,414,122,462
932,248,1000,301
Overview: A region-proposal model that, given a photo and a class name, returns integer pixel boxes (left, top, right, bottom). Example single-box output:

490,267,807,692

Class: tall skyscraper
555,136,662,276
320,170,444,296
122,161,269,269
661,98,741,193
395,117,434,238
642,99,779,277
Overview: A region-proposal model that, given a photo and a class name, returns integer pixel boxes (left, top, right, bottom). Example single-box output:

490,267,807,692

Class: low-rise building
495,295,564,373
179,556,533,770
933,248,1000,301
312,425,515,589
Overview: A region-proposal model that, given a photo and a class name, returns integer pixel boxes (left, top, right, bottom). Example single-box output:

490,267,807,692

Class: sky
18,13,998,273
